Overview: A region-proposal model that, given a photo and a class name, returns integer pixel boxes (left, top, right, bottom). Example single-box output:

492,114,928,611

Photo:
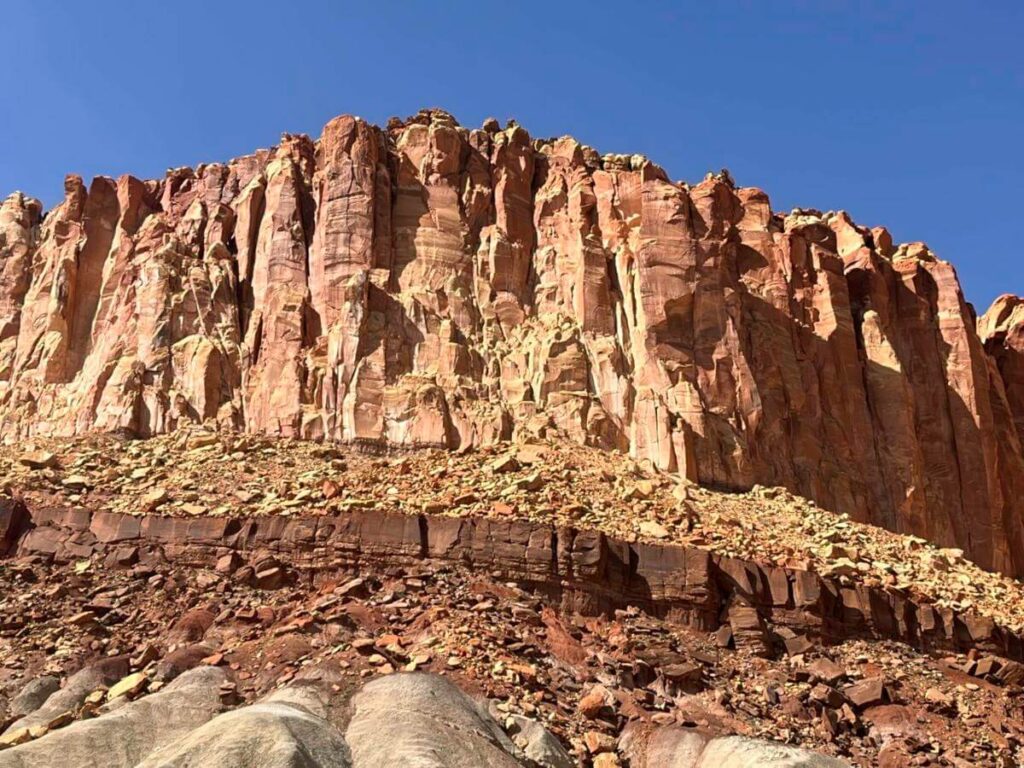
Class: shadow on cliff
723,278,1021,575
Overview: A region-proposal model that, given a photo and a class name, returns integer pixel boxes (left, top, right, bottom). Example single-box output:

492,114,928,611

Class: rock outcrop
0,672,852,768
1,109,1022,576
135,684,352,768
10,494,1024,662
0,667,228,768
980,295,1024,461
346,674,526,767
621,724,852,767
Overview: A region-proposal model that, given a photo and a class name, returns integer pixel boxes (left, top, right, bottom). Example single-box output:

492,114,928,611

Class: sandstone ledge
4,498,1018,662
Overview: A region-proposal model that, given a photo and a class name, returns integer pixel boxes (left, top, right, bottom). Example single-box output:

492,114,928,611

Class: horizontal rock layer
5,498,1020,662
2,109,1023,575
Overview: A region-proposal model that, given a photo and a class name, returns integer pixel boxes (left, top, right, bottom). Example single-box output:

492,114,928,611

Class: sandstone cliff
1,108,1022,575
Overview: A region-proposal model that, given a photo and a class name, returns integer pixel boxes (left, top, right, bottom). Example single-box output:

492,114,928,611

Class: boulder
621,725,852,767
345,673,526,767
136,684,350,768
7,676,59,719
4,656,130,735
504,714,573,768
0,667,227,768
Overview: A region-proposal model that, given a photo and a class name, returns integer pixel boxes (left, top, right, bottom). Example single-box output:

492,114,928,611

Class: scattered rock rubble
0,545,1020,765
0,433,1023,765
4,432,1024,632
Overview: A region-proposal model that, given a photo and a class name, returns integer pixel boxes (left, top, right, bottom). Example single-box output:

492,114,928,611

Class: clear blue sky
3,1,1021,310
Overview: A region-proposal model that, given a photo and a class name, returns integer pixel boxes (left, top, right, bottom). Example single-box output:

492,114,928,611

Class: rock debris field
0,432,1022,765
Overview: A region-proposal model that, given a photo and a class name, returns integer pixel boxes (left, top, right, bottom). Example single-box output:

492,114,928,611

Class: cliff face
1,108,1022,575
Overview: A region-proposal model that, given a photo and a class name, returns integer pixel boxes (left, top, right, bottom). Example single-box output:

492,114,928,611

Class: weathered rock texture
135,685,352,768
2,109,1022,575
980,295,1024,468
346,673,526,768
621,723,852,768
0,672,853,768
10,500,1023,662
0,667,228,768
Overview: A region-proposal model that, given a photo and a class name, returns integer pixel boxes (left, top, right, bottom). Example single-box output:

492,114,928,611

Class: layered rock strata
4,498,1019,663
2,109,1023,575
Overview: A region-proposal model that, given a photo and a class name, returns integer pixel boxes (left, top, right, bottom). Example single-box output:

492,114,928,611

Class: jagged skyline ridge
1,108,1024,578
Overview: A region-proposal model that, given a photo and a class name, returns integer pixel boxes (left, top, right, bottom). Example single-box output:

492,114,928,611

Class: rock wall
4,498,1020,662
2,109,1023,575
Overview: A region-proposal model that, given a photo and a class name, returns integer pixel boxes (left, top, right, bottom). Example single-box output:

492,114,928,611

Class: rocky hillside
1,434,1024,766
2,108,1023,577
2,459,1024,765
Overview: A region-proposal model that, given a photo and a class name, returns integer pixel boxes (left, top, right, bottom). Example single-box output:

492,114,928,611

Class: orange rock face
1,109,1022,575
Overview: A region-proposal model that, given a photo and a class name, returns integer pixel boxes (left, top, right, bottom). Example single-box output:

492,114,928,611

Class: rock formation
0,667,228,768
3,433,1024,765
1,108,1022,577
0,672,853,768
620,724,852,767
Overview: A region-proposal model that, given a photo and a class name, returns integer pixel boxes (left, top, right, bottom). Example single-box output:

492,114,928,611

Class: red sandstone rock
1,109,1023,575
843,677,889,710
0,498,27,555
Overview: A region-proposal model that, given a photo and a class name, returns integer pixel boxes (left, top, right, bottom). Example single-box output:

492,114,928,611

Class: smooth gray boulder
695,736,852,768
345,673,526,767
0,667,228,768
7,676,60,719
136,695,351,768
624,726,852,768
504,714,574,768
3,659,128,735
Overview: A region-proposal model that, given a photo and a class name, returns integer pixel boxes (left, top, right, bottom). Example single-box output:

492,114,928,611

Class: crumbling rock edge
3,497,1018,662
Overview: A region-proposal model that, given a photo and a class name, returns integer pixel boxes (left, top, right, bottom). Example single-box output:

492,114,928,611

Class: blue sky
2,1,1021,310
